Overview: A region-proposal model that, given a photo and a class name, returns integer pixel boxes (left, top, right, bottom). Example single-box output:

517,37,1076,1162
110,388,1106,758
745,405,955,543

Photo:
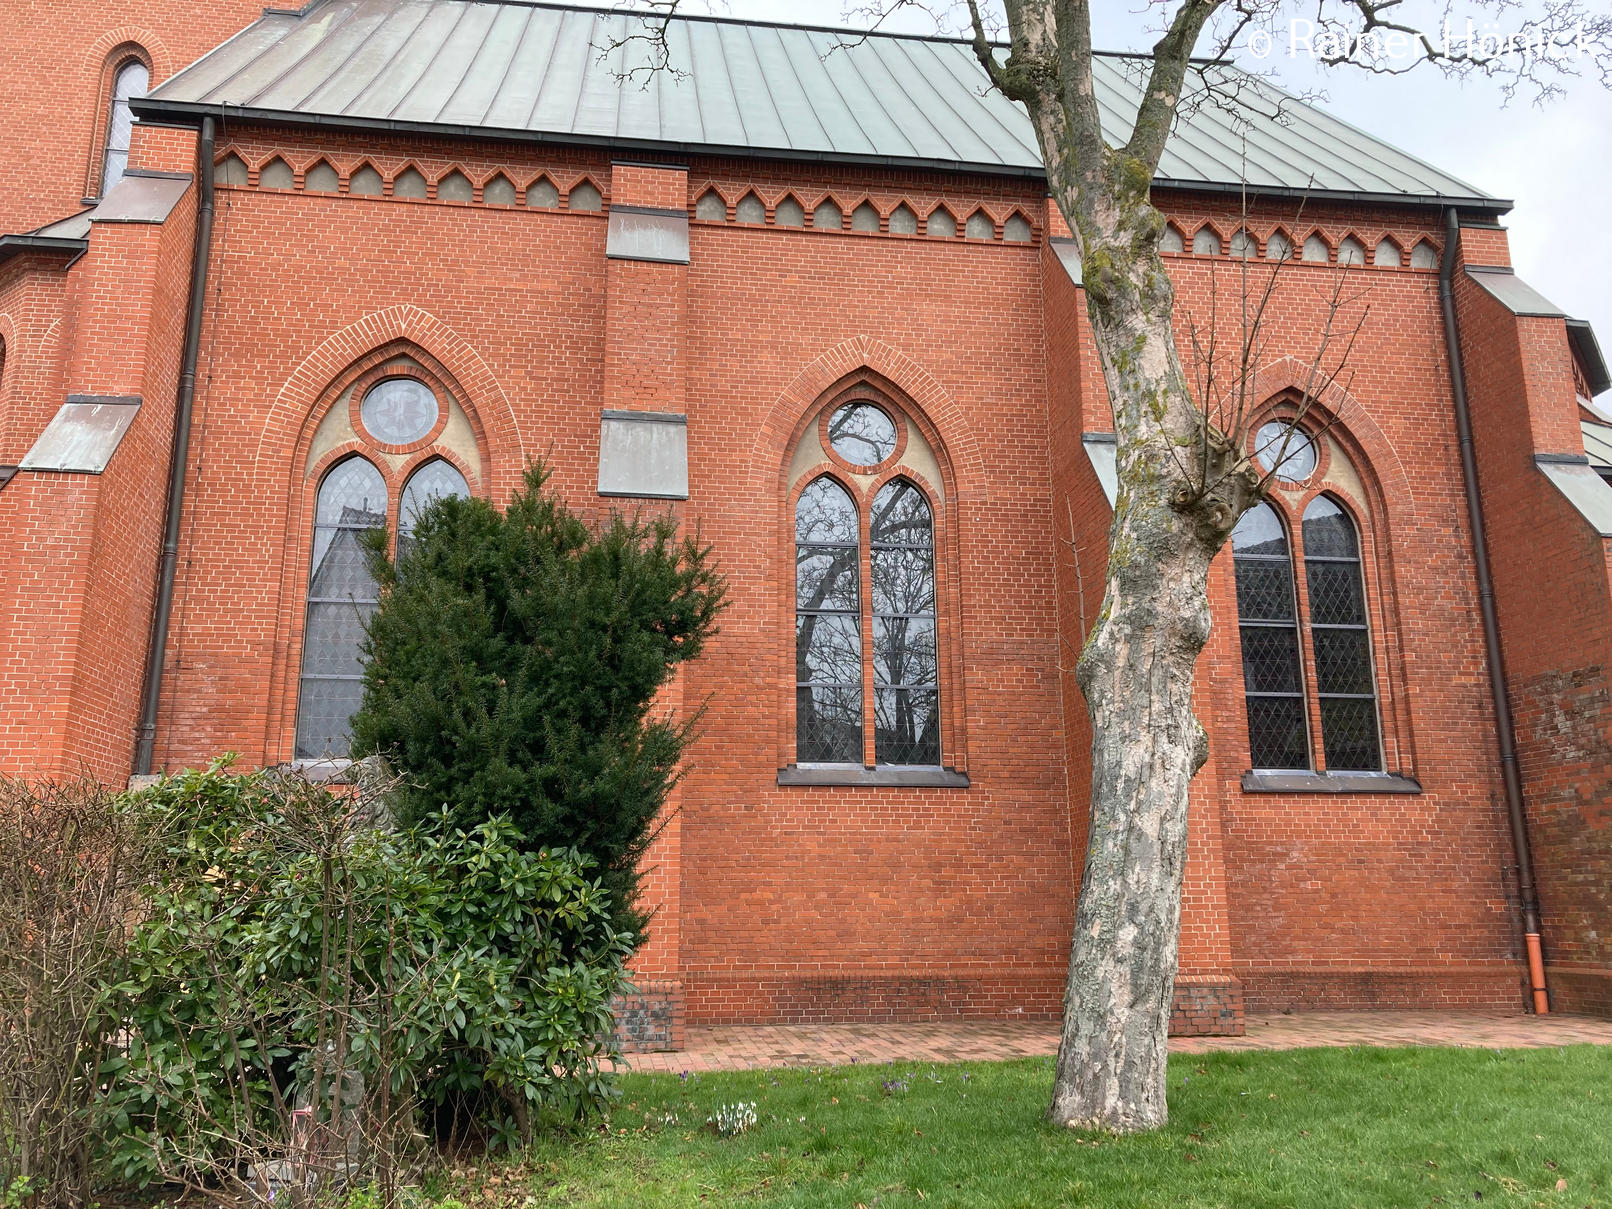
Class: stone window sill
1241,770,1422,794
778,765,970,788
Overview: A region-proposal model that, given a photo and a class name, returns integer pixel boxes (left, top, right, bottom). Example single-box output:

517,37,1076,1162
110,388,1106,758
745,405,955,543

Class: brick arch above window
82,29,170,199
256,306,519,482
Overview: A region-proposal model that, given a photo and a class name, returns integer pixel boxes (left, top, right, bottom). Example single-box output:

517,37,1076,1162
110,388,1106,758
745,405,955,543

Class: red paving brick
615,1011,1612,1074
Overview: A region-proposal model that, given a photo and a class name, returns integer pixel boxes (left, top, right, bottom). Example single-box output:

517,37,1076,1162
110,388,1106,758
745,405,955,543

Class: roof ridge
262,0,1229,60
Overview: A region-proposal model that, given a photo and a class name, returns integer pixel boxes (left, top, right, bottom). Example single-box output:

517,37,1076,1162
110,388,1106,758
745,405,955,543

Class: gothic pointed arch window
1232,424,1387,775
795,476,863,762
1232,501,1310,771
870,479,938,764
786,382,962,782
293,360,478,761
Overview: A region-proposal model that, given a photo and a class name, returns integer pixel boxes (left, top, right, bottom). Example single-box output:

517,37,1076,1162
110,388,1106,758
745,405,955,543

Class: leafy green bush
104,761,631,1190
0,774,153,1208
349,463,724,938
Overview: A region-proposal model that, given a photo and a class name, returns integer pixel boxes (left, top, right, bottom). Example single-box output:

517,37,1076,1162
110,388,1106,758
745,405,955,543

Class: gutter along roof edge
129,98,1514,212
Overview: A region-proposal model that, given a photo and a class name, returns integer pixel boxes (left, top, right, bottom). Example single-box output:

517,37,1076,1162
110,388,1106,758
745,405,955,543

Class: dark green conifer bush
350,463,724,938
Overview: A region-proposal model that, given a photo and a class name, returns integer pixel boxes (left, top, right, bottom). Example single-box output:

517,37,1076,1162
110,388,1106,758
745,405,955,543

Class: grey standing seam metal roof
137,0,1504,209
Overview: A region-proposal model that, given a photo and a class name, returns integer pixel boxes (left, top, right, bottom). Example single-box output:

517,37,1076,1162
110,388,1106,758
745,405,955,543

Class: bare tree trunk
1051,235,1240,1128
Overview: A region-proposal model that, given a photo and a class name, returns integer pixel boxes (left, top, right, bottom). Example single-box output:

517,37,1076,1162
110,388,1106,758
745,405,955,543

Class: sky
668,0,1612,365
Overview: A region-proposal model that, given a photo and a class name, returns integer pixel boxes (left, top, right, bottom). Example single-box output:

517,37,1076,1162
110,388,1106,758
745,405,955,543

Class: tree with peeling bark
620,0,1612,1132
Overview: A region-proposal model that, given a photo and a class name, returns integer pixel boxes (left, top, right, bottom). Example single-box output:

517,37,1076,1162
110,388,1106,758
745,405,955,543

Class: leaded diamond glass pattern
1240,626,1302,694
1303,496,1381,770
297,457,386,760
1318,698,1380,771
872,480,938,765
1311,628,1373,695
1246,695,1310,771
796,686,862,764
102,60,148,196
1232,502,1310,770
1305,561,1366,626
397,458,468,561
796,477,861,763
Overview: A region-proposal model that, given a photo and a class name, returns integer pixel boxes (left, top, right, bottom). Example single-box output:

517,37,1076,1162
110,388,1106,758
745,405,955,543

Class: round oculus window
361,378,439,446
1254,420,1317,482
827,402,897,467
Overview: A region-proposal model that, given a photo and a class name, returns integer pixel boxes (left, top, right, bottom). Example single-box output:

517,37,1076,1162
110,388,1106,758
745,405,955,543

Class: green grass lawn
455,1045,1612,1209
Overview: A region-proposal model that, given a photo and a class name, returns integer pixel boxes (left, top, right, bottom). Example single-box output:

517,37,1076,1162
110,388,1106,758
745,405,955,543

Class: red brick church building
3,0,1610,1044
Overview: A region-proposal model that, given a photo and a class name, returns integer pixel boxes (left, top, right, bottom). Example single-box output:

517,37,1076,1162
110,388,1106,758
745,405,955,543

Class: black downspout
1437,206,1549,1013
134,116,215,776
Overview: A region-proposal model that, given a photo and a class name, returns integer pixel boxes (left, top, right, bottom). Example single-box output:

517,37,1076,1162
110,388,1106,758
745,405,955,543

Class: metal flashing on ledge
0,233,89,269
0,466,16,492
601,409,685,424
1464,266,1566,319
1536,454,1612,537
1051,237,1083,286
778,765,970,788
90,172,194,225
1082,432,1118,507
1241,770,1422,794
20,395,142,474
606,205,690,264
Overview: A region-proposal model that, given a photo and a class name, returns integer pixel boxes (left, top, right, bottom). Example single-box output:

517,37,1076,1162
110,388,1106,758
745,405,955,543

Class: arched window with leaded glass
1302,495,1382,770
795,476,862,763
1232,501,1310,770
296,456,386,759
871,479,938,765
397,458,469,561
101,57,149,197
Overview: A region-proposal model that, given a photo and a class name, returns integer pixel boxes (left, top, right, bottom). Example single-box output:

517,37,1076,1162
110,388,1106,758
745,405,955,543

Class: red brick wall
0,1,259,235
1,115,1558,1026
0,187,196,780
1174,198,1520,1014
1455,230,1612,1017
1045,195,1524,1017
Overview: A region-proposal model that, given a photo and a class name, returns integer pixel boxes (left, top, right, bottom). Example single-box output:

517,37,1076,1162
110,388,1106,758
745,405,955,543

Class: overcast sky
671,0,1612,365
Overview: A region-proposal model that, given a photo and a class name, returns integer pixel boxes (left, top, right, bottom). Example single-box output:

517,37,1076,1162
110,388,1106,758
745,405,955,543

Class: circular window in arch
1254,420,1317,483
361,377,439,446
827,402,898,467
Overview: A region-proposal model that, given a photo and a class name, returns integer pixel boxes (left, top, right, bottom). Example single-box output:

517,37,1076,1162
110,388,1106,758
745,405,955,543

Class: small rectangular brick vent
1170,975,1245,1037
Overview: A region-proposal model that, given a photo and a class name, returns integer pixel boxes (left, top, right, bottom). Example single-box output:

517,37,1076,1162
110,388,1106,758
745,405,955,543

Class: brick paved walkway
615,1011,1612,1073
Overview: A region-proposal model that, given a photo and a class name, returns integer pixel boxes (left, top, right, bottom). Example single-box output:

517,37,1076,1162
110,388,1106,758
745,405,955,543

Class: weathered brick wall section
1455,223,1612,1017
675,157,1074,1028
613,980,686,1053
1147,196,1524,1017
1171,975,1244,1037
